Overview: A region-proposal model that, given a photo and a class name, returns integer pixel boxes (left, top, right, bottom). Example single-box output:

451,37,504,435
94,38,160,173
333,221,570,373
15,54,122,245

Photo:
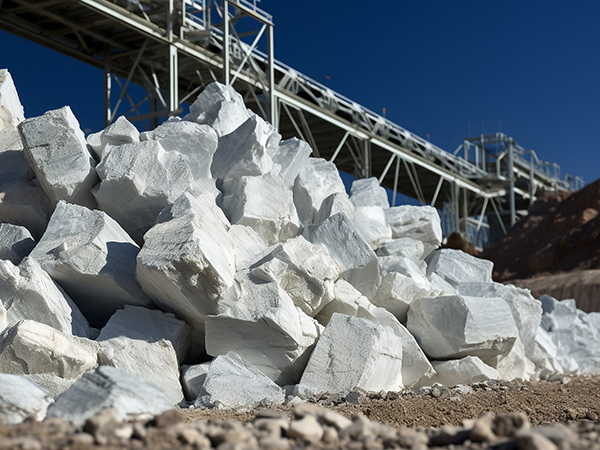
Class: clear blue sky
1,0,598,185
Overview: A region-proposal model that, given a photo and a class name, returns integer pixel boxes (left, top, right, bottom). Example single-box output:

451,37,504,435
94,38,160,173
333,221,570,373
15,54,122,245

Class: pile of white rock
0,68,599,425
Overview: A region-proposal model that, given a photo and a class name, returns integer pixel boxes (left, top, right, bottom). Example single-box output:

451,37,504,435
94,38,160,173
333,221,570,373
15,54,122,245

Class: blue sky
1,0,598,186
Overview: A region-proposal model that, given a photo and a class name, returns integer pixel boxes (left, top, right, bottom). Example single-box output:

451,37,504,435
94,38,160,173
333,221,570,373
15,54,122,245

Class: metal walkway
0,0,584,248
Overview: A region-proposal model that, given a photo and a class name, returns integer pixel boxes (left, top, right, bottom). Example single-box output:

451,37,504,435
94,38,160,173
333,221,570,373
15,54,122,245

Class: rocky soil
1,376,599,450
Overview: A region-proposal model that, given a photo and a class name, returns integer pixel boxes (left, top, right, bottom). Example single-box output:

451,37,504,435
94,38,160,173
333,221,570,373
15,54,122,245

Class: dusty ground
183,375,600,428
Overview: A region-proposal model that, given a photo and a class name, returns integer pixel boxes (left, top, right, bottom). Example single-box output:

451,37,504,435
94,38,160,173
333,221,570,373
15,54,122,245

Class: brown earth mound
481,178,600,282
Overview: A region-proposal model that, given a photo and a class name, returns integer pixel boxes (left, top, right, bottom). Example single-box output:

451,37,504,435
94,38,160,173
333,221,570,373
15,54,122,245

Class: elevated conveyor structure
0,0,583,248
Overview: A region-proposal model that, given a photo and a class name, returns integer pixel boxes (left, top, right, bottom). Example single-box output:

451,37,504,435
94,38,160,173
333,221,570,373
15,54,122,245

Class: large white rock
354,206,392,249
30,201,152,326
0,69,25,130
0,320,99,381
24,373,77,400
19,106,98,209
87,115,140,160
0,127,51,239
293,158,346,225
189,82,251,137
0,374,53,424
221,176,300,246
424,356,500,388
0,257,90,337
181,362,211,401
315,192,356,225
97,306,186,405
493,339,536,381
376,237,425,262
228,224,267,270
270,137,312,184
297,313,404,396
92,139,194,243
250,236,340,316
205,276,322,385
406,295,518,364
314,279,433,388
0,302,6,333
211,115,279,178
136,191,236,357
385,205,442,256
0,223,35,265
426,249,494,287
350,178,389,209
46,366,174,426
141,120,218,179
195,352,285,408
372,271,432,324
303,212,381,299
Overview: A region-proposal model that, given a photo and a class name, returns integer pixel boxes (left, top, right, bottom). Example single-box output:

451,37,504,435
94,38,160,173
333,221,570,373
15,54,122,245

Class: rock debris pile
0,68,599,425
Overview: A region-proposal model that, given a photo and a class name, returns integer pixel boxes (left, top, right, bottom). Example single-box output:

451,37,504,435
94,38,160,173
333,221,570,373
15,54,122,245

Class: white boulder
92,139,194,243
350,177,389,209
250,236,340,316
385,205,442,256
221,175,300,246
195,352,285,408
297,313,404,396
0,223,35,265
87,115,140,160
189,81,251,137
270,137,312,184
354,206,392,249
181,362,211,401
0,69,25,130
293,158,346,225
377,237,425,262
425,356,500,388
30,201,152,326
315,192,356,225
406,295,518,364
19,106,98,209
0,257,90,337
303,212,380,299
0,374,53,424
228,224,267,270
426,249,494,287
205,276,322,385
46,366,174,426
211,115,279,178
372,271,432,324
141,120,218,179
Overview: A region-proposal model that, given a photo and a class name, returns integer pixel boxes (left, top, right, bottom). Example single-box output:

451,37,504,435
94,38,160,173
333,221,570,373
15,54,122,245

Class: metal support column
223,0,230,85
267,23,276,129
462,188,468,235
167,0,178,113
508,140,516,227
529,156,535,206
103,61,111,128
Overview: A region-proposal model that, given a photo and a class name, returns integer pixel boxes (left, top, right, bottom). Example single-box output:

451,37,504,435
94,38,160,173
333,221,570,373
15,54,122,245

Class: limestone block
378,255,433,294
136,192,236,358
0,320,99,380
297,313,404,396
315,192,356,225
195,352,285,408
93,139,194,243
205,276,322,385
250,236,340,316
0,257,90,337
0,374,53,424
425,356,500,388
270,137,312,184
87,116,140,160
19,106,98,209
0,69,25,130
303,212,380,299
97,307,186,405
539,295,578,332
211,115,279,178
350,178,389,209
30,201,152,326
493,339,536,381
406,295,518,364
354,206,392,249
181,362,211,401
314,280,433,388
189,82,251,137
46,366,174,426
532,327,579,380
428,272,458,295
376,237,425,262
458,282,542,355
228,224,267,270
384,205,442,256
141,120,217,179
0,302,6,333
293,158,346,225
24,373,77,399
426,249,494,287
372,272,432,324
0,223,35,264
97,305,190,364
221,176,300,246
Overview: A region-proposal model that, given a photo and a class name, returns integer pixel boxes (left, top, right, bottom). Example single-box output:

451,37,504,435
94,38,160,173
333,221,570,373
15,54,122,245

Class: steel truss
0,0,583,248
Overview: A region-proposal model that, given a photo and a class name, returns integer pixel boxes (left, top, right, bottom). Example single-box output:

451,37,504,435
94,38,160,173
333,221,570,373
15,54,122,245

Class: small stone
287,415,324,442
69,433,95,446
83,409,119,445
258,437,291,450
178,427,211,448
431,387,442,398
587,411,598,420
154,410,183,428
492,413,530,437
321,426,339,444
256,409,288,420
514,430,558,450
469,413,496,443
0,437,42,450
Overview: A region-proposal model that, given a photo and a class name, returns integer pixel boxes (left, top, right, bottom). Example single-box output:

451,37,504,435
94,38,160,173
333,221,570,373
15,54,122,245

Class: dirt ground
183,375,600,428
